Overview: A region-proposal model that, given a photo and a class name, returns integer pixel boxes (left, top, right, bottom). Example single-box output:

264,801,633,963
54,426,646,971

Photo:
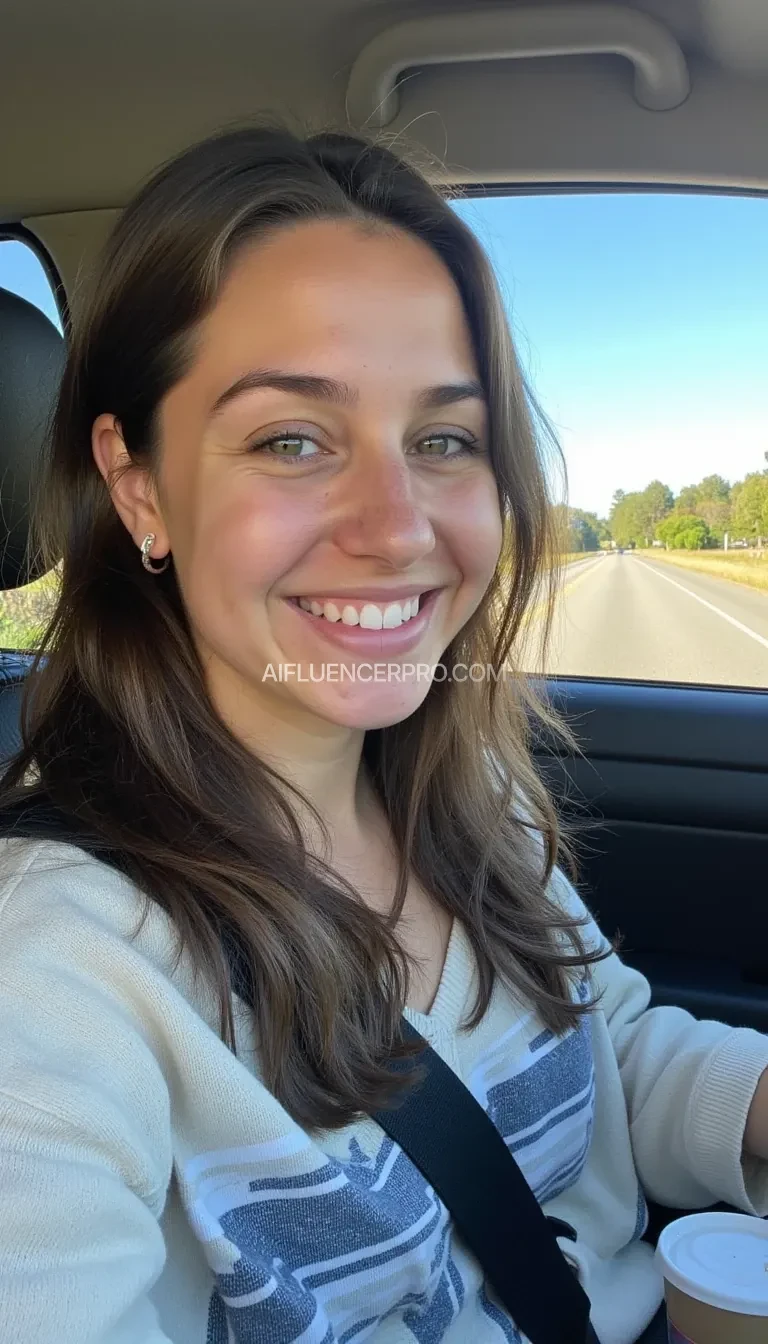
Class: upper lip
287,584,440,601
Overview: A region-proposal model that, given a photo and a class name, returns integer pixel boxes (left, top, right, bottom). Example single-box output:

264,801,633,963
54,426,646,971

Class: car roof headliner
1,0,766,285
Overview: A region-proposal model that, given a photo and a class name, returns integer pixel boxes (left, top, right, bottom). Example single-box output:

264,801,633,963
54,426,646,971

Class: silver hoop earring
140,533,170,574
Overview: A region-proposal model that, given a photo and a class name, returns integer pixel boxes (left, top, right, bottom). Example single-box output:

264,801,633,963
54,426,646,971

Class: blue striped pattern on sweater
197,1009,595,1343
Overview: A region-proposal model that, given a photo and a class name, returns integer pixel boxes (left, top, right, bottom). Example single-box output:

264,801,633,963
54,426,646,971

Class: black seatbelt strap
0,796,599,1344
371,1018,598,1344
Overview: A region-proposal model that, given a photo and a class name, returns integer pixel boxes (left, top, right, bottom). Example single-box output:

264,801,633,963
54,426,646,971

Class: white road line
637,559,768,652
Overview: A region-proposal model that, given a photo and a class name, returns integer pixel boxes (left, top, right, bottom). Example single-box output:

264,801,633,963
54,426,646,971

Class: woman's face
112,218,503,734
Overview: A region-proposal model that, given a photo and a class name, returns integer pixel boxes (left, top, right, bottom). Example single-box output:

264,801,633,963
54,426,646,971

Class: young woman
0,126,766,1344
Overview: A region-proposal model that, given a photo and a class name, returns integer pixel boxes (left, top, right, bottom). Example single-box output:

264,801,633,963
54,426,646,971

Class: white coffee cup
656,1211,768,1342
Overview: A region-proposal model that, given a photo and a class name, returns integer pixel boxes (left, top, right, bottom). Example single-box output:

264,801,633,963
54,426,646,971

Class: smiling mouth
289,591,434,631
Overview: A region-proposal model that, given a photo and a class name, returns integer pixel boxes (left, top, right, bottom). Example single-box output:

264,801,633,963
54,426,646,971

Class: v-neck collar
403,918,474,1036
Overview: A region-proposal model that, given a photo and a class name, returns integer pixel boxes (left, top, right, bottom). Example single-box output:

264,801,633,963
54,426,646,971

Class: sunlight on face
157,218,503,734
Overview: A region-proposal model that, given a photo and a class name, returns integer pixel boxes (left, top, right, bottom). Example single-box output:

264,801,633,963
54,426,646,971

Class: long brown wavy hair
1,125,600,1131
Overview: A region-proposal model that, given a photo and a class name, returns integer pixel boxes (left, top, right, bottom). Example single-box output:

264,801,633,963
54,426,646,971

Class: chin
307,683,431,731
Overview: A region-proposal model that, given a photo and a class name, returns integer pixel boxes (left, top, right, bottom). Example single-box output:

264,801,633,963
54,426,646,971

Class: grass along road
635,548,768,594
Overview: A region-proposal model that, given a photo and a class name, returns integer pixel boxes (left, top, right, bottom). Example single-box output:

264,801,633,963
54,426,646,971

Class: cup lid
657,1212,768,1316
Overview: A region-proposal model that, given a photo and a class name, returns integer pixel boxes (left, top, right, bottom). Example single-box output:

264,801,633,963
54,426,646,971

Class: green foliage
678,474,732,543
730,473,768,540
609,492,643,547
0,570,59,651
642,481,674,530
696,496,730,542
588,514,612,545
676,484,700,513
593,470,768,553
552,504,603,552
656,512,711,550
697,474,730,501
608,480,674,547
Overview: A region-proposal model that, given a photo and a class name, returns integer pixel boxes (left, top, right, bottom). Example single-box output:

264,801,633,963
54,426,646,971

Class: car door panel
536,680,768,1032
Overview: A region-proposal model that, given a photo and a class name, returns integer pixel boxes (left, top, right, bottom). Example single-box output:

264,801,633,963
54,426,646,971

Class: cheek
182,481,322,607
440,472,503,589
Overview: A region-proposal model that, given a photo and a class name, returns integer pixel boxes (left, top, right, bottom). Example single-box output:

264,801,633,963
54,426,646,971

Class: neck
208,668,370,843
261,724,368,844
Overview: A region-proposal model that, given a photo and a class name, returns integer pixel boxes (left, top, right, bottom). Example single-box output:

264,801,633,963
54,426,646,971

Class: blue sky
454,192,768,516
2,192,766,518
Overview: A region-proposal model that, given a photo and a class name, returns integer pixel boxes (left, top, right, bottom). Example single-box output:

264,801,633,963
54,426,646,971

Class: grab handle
346,3,690,127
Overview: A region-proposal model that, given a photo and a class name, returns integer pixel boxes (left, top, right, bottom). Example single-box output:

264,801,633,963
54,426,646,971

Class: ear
92,413,169,561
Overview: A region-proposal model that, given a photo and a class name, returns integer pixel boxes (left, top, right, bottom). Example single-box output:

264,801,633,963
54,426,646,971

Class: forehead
192,217,479,384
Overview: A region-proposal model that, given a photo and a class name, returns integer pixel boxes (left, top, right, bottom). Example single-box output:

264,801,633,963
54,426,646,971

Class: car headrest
0,286,65,589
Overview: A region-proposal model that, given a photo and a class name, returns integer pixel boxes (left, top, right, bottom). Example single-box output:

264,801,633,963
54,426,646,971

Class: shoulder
1,833,137,907
0,836,214,1036
0,835,157,952
546,863,598,927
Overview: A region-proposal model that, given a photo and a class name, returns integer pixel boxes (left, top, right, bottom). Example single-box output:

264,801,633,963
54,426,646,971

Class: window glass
0,238,62,652
0,237,62,331
454,192,768,689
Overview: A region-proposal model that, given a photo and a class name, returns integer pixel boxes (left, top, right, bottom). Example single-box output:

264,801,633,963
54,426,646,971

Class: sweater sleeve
0,844,175,1344
550,867,768,1214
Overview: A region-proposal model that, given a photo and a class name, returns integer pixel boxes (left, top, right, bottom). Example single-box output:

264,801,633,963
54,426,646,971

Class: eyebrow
209,369,486,417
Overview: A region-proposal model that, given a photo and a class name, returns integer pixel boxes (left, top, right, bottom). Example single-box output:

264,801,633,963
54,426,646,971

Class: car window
455,191,768,691
0,237,62,652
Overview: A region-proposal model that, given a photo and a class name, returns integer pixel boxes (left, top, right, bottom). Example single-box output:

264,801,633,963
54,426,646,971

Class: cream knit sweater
1,837,767,1344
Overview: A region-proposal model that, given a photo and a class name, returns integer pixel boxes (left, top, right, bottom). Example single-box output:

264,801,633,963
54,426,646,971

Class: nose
331,448,436,569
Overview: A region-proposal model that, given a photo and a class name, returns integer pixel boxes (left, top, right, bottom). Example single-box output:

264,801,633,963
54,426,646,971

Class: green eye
264,436,318,458
417,434,477,457
249,433,322,460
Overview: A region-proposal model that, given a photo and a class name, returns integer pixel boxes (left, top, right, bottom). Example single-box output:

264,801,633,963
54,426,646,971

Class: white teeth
382,602,402,629
359,603,383,630
297,595,423,625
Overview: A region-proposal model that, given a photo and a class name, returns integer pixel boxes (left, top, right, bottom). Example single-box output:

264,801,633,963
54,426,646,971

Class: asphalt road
528,553,768,688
